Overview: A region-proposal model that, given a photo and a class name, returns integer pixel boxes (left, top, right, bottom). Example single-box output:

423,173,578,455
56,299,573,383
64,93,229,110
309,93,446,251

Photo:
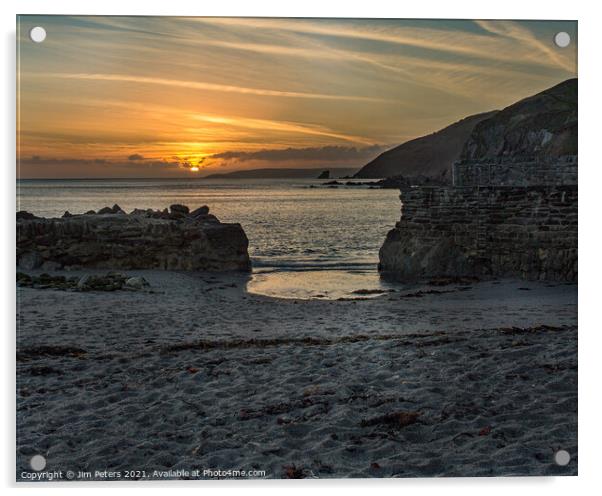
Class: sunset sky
17,16,577,178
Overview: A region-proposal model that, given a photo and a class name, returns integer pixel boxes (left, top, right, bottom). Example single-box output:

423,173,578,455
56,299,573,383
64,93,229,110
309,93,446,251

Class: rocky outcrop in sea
17,204,251,272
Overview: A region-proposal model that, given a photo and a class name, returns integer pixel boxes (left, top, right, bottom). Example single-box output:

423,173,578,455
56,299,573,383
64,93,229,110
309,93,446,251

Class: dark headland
354,111,498,180
204,167,358,179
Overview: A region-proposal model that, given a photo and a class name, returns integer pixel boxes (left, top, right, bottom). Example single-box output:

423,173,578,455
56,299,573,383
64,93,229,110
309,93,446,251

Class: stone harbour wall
17,205,251,272
452,155,577,187
379,186,577,281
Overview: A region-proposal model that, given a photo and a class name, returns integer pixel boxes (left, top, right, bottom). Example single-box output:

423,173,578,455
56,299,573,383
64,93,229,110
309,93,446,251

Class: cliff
460,78,577,160
17,205,251,272
354,111,497,179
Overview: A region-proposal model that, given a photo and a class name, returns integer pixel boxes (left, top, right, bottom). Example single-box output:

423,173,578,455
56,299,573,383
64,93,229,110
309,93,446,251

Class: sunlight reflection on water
247,268,401,300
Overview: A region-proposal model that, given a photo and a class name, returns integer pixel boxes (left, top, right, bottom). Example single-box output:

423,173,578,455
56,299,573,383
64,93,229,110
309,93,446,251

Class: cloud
19,155,186,172
194,18,574,71
208,144,390,164
191,114,375,145
474,20,574,73
45,72,390,103
128,153,145,160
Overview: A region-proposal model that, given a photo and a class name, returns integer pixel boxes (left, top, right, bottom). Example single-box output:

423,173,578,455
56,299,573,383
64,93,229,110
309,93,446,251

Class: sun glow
189,166,200,172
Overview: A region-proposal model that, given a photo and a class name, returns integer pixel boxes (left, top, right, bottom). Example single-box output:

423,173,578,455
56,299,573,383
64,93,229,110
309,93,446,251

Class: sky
17,16,577,178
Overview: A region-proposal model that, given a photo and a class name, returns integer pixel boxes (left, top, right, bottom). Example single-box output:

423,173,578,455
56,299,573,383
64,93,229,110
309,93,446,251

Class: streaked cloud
474,20,574,72
46,72,389,103
190,114,375,144
194,17,575,71
18,155,191,179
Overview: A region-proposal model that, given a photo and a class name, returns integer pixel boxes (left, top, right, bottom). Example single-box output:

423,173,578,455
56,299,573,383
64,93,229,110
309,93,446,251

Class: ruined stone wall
379,185,577,281
17,208,251,272
452,155,577,187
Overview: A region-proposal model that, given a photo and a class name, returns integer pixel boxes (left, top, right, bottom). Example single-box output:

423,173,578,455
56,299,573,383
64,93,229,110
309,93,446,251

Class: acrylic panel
16,16,577,481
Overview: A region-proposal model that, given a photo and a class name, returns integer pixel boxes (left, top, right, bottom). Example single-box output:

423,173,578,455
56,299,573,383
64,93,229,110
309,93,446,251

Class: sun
190,166,200,172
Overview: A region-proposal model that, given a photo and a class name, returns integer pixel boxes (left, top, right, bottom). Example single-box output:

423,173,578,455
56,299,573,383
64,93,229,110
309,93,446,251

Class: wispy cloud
45,72,389,103
194,18,575,71
475,20,574,72
191,114,375,144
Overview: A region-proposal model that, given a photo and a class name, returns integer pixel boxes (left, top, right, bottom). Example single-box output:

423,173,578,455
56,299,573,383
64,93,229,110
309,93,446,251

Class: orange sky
17,16,577,178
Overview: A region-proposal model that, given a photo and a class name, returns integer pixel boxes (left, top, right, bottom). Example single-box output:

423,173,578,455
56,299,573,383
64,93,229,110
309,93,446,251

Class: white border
2,1,600,495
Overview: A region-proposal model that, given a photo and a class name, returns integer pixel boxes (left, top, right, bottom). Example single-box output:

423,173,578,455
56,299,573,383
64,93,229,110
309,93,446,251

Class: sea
16,178,402,299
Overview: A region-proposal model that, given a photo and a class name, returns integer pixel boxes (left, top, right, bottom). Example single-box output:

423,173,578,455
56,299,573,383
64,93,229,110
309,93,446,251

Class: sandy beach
16,271,577,479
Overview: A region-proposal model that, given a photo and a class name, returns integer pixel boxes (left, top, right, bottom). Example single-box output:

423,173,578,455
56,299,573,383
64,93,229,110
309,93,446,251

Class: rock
373,174,447,189
18,270,150,292
190,205,209,217
16,272,32,285
130,208,149,216
106,271,127,279
124,276,149,289
317,170,330,179
76,273,125,291
202,214,219,223
76,274,92,289
85,210,96,215
41,261,62,271
16,211,38,220
17,272,71,289
170,204,189,215
17,205,251,272
39,272,65,283
18,251,42,270
62,211,72,218
111,204,124,214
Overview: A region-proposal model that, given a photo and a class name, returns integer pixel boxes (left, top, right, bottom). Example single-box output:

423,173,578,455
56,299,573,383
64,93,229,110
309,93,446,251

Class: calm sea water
17,178,402,298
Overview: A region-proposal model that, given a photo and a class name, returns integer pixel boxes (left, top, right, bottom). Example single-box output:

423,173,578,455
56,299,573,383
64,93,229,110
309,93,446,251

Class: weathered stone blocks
17,206,251,272
379,186,577,282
